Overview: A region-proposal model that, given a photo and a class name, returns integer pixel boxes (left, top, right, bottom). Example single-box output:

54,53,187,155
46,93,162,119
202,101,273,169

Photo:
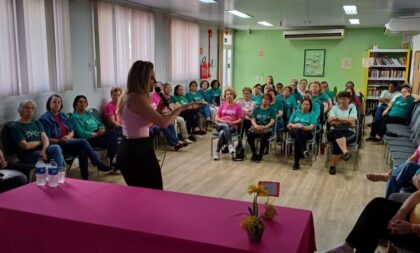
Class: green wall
233,28,402,94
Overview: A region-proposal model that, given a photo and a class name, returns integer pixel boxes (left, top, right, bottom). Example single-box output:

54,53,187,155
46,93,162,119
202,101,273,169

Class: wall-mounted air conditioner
283,29,345,40
385,16,420,33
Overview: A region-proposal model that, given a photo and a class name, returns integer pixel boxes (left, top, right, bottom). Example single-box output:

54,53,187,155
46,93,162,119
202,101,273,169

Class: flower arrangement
240,184,278,243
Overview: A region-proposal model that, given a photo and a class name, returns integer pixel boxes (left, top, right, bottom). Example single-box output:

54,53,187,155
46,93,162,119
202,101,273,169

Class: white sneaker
228,144,235,154
183,138,192,144
213,151,220,160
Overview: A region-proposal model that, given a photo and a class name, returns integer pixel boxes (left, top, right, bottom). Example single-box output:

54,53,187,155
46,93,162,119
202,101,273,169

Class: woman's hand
40,150,48,161
389,219,415,235
388,210,407,229
97,128,105,136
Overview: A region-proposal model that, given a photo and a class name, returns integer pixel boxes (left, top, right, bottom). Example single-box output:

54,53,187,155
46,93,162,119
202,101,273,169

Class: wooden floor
68,129,388,252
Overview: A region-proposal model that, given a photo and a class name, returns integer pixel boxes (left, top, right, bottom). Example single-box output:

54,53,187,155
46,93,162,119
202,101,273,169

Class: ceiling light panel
199,0,218,3
226,10,252,19
349,19,360,24
343,5,358,15
257,21,274,27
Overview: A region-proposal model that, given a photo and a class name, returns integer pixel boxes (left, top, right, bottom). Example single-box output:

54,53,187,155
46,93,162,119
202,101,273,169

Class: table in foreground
0,179,316,253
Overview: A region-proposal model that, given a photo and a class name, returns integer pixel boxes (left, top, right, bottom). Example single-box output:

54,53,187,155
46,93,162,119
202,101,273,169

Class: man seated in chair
10,100,64,169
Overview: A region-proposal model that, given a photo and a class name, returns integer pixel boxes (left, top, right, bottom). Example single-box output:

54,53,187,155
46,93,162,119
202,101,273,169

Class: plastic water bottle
48,159,59,187
58,166,65,184
35,159,47,186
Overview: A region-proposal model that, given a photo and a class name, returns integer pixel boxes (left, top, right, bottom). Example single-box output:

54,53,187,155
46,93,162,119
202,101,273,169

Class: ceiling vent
283,29,345,40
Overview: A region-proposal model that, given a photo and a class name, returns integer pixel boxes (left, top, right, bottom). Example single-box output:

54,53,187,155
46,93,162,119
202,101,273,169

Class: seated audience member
186,80,212,131
369,83,400,126
150,84,188,150
247,94,276,162
327,92,358,175
289,79,303,104
171,85,204,139
367,145,420,198
237,87,256,137
39,95,113,179
367,84,418,142
276,83,284,94
0,149,27,192
103,86,123,136
321,81,335,101
210,79,222,106
280,86,297,120
298,91,321,121
11,100,64,168
310,81,331,113
213,88,244,160
263,83,274,95
345,86,361,108
288,98,317,170
69,95,118,167
326,190,420,253
198,80,217,122
297,79,308,97
251,84,263,106
162,83,192,144
262,75,274,91
267,89,284,131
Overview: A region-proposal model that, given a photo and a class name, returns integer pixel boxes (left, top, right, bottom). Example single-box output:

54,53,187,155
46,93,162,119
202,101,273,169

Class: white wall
0,0,220,124
410,33,420,83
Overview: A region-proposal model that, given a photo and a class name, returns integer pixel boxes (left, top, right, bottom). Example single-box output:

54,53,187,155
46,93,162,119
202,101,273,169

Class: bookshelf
364,49,411,113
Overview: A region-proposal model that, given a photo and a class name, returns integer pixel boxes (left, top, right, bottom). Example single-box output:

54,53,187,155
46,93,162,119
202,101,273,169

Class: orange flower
263,203,278,220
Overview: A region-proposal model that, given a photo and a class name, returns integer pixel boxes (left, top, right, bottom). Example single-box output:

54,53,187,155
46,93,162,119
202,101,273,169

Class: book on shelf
372,56,406,66
369,69,405,79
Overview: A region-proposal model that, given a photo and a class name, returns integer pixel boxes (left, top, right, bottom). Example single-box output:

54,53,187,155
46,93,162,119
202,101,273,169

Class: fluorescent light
257,21,274,27
349,19,360,25
343,5,358,15
199,0,218,3
226,10,252,19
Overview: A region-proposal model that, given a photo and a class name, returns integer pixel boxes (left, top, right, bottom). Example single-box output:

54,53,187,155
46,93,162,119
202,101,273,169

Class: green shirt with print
10,120,44,154
252,106,276,130
251,94,262,106
312,92,330,104
70,111,105,139
186,92,203,103
281,95,297,118
170,95,189,105
289,110,317,127
389,96,416,120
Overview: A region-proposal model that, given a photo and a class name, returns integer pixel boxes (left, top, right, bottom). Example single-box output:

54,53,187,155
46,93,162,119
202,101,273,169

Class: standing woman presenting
117,61,188,190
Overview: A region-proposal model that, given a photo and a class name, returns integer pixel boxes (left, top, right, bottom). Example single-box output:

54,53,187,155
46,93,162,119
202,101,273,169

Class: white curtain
51,0,72,92
96,2,155,88
131,9,155,63
0,0,72,96
0,0,19,96
170,18,199,82
97,2,116,87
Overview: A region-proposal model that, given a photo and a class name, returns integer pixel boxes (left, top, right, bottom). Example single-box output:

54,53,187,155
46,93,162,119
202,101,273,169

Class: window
0,0,72,96
95,2,155,88
170,19,199,82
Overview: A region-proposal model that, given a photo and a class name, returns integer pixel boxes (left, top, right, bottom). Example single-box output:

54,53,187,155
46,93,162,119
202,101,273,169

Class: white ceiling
126,0,420,30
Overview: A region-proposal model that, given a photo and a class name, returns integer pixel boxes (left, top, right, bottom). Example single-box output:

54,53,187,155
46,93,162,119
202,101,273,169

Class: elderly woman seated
69,95,118,168
10,100,64,168
39,94,114,180
326,91,358,175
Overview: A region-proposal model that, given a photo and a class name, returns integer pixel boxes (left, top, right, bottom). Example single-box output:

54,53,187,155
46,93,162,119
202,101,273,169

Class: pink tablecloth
0,179,316,253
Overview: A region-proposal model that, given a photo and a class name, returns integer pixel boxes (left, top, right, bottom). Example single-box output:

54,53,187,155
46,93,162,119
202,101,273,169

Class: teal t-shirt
281,95,297,117
312,92,330,104
210,87,222,97
185,92,203,102
293,91,302,103
252,106,276,129
198,89,213,104
295,101,321,120
251,94,262,106
289,110,317,127
271,100,285,123
389,96,416,120
170,95,189,105
70,111,105,139
11,120,44,146
325,89,335,100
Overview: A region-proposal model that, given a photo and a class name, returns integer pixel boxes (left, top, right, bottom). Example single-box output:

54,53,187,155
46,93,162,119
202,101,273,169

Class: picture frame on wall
303,49,326,77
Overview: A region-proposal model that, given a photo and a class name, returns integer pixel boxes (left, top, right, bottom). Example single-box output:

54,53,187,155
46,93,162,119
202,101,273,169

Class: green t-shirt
389,96,416,120
324,89,334,100
70,111,105,139
198,89,214,104
293,91,302,103
295,101,321,120
210,87,222,97
251,94,262,106
185,92,203,102
289,110,317,127
270,100,285,123
170,95,189,105
281,95,297,117
252,106,276,129
11,121,45,153
312,92,330,104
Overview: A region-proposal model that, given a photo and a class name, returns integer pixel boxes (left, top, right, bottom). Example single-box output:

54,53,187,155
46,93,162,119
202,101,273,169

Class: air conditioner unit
385,16,420,33
283,29,345,40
